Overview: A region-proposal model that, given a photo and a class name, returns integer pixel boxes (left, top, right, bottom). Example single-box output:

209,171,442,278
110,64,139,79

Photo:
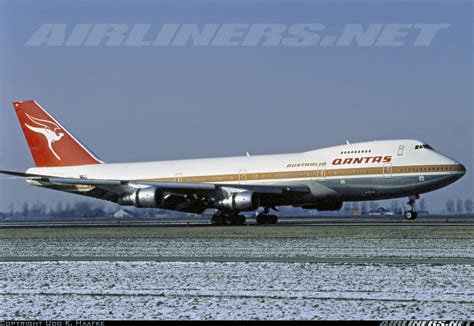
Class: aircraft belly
324,174,453,201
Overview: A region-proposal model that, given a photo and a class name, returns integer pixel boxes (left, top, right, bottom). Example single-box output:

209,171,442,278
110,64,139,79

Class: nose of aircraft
451,161,466,181
438,151,466,175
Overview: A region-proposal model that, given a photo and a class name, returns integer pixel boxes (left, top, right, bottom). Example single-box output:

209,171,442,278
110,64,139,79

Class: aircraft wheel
256,215,277,225
211,214,225,225
224,215,234,225
404,211,417,220
237,215,246,225
269,215,278,224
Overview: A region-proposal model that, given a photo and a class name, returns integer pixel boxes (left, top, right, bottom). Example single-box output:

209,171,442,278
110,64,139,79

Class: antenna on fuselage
345,141,350,145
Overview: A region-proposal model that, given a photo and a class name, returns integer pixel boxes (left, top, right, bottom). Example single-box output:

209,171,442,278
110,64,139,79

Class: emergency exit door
239,170,247,184
383,163,392,179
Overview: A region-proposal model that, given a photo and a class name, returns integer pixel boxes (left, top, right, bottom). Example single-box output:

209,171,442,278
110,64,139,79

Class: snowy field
1,225,473,320
1,261,473,320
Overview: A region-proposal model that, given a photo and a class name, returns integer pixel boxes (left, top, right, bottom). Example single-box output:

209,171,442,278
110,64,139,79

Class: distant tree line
341,198,473,216
445,199,473,214
3,201,108,219
342,200,404,215
1,200,178,220
1,197,473,220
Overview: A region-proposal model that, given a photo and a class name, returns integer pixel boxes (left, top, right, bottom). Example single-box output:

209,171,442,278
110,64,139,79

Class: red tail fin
13,100,102,167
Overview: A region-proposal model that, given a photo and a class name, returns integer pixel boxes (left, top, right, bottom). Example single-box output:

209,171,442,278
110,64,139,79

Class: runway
1,220,473,319
0,215,472,228
2,255,472,265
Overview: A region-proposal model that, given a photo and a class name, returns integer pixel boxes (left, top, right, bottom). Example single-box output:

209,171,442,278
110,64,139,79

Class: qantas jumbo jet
0,101,466,225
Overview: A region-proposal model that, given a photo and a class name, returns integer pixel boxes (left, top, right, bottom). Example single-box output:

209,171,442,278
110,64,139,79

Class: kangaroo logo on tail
24,112,65,160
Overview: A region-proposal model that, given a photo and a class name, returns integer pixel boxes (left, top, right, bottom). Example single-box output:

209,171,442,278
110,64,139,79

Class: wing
0,170,311,214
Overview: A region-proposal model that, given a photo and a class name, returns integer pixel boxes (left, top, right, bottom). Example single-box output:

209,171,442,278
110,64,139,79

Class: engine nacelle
301,200,343,211
218,191,259,211
118,187,163,208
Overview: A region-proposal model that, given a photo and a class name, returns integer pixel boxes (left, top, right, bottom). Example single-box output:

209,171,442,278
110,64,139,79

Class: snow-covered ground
1,261,472,320
1,226,472,319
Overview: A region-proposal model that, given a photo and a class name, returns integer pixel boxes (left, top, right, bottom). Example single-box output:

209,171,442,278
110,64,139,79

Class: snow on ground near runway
1,261,472,320
2,237,474,259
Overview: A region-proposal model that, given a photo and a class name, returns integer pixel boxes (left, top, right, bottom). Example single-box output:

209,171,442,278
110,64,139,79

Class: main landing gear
404,195,419,220
210,207,279,226
210,211,246,226
256,207,278,225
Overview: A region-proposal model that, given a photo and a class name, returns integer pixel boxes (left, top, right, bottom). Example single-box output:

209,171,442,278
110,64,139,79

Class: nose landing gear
404,196,419,220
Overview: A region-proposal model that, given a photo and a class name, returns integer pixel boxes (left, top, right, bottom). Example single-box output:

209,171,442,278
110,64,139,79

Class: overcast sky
0,0,472,212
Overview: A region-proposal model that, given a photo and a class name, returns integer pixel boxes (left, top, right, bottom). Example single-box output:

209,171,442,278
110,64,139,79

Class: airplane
0,100,466,225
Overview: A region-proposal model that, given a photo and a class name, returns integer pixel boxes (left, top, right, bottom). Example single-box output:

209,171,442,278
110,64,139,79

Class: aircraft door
239,170,247,184
397,145,405,156
317,166,326,181
383,164,392,179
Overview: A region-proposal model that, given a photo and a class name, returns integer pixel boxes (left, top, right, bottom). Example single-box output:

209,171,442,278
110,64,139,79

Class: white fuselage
27,139,465,203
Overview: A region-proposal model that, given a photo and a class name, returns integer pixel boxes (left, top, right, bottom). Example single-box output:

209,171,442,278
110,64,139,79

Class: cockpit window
415,144,434,150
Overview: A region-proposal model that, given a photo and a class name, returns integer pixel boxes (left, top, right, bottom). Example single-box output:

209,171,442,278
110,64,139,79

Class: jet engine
218,191,260,211
118,187,164,208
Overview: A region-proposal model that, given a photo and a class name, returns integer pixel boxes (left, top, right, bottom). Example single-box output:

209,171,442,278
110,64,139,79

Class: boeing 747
0,101,466,224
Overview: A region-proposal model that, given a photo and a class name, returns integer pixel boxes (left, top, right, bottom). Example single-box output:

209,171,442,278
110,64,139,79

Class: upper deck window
341,149,372,154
